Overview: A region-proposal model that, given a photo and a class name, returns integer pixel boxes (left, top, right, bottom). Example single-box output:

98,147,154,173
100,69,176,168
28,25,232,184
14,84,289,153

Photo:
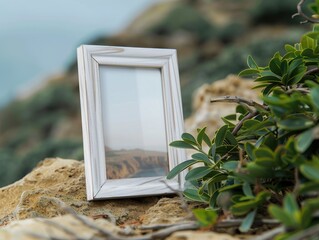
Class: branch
286,88,310,94
292,0,319,24
305,67,319,75
289,223,319,240
73,213,199,240
232,110,258,136
215,218,279,228
254,226,285,240
210,96,268,111
67,207,199,240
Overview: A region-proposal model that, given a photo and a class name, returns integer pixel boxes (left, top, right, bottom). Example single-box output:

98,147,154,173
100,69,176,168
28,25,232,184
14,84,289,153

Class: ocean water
0,0,156,108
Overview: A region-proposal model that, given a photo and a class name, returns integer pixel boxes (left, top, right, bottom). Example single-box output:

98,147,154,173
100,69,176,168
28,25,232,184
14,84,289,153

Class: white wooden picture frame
77,45,186,200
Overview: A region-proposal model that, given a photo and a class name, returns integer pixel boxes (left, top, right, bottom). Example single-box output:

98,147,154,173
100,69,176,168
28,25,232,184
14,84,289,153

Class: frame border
77,45,186,200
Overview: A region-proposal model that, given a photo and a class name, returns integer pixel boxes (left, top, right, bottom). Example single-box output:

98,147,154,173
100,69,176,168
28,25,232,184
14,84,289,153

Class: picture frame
77,45,186,200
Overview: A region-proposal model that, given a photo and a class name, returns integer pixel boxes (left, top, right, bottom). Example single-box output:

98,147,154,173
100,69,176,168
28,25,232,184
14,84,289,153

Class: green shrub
182,31,304,117
148,4,216,41
169,8,319,239
251,0,300,25
15,139,83,180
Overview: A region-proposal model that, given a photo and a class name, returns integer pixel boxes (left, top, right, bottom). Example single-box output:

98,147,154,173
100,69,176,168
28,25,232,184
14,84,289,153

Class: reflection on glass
99,66,168,179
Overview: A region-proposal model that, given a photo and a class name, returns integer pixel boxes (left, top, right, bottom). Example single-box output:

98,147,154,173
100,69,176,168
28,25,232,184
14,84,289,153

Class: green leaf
288,65,307,85
283,194,299,214
181,133,197,145
185,166,213,181
255,75,281,83
206,172,228,185
239,210,256,233
225,131,238,145
192,153,212,165
262,83,277,95
222,161,238,171
268,205,297,228
296,128,314,153
243,182,254,197
254,147,274,159
209,190,220,209
167,159,198,179
196,127,207,146
278,115,314,131
298,181,319,195
169,140,197,150
280,60,288,74
255,191,271,202
193,209,217,227
219,184,242,192
246,162,273,178
197,127,212,147
314,23,319,32
310,87,319,111
247,55,258,69
300,205,312,229
300,162,319,181
245,142,255,160
184,189,206,202
301,34,316,49
269,57,282,76
285,44,296,52
230,200,257,216
239,68,260,77
209,143,216,159
215,125,228,146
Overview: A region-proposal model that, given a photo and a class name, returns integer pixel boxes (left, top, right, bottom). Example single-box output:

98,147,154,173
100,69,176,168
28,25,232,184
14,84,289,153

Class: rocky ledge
0,158,238,239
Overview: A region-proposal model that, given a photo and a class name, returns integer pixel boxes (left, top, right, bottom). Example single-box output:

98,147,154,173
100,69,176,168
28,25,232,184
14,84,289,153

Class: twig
286,88,310,94
216,218,279,228
210,96,268,111
292,0,319,24
253,226,285,240
305,67,319,76
139,222,195,231
63,211,122,240
147,222,199,239
289,223,319,240
68,208,199,240
293,168,300,194
232,110,258,136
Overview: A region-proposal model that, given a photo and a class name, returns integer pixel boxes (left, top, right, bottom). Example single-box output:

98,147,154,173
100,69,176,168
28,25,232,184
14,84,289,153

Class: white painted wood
77,45,187,200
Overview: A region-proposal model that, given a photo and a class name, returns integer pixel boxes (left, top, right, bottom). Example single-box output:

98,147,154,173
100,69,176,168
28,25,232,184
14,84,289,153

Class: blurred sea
0,0,156,108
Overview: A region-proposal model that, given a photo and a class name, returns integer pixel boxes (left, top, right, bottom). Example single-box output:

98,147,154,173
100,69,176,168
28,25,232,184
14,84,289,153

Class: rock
167,230,240,240
141,198,189,225
185,75,260,138
0,214,121,240
0,158,159,226
0,158,242,239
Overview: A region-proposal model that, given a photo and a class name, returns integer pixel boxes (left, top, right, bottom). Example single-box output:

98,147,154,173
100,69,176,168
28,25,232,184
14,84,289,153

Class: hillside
0,0,310,187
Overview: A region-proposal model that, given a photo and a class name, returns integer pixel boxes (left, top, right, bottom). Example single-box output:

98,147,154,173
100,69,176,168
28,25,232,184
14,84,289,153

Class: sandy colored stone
185,75,260,138
141,197,189,225
0,214,121,240
166,230,240,240
0,158,159,226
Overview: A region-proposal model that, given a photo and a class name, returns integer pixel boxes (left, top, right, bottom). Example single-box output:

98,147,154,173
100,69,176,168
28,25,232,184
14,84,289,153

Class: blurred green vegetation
251,0,301,24
0,0,310,187
148,4,217,41
0,80,83,187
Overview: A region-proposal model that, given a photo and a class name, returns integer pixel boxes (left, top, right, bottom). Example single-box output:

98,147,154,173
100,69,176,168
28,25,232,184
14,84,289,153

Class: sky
0,0,157,107
100,66,167,152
